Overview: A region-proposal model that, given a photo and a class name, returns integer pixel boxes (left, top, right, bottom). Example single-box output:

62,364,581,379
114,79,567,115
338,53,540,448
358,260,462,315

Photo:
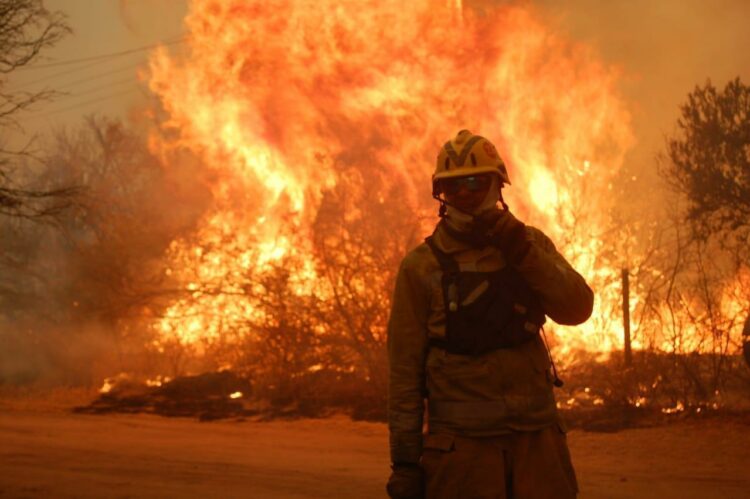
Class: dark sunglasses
439,175,492,195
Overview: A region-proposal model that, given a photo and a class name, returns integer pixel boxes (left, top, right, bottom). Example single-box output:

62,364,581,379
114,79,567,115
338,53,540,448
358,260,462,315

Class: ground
0,393,748,498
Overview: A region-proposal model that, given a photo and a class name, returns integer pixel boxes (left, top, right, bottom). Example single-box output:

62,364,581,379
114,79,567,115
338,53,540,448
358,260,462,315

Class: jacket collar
432,219,485,255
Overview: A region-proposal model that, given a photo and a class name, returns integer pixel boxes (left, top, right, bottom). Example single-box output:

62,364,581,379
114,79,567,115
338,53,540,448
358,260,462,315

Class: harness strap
424,226,545,356
424,233,459,273
438,219,485,248
424,234,458,352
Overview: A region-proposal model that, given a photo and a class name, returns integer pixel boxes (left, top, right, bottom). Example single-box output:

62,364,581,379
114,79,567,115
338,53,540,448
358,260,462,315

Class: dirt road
1,409,748,498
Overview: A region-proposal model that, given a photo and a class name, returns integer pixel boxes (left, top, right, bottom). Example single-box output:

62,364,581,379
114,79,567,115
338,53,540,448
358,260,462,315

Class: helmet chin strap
434,176,508,222
433,193,474,219
499,189,509,211
434,190,513,250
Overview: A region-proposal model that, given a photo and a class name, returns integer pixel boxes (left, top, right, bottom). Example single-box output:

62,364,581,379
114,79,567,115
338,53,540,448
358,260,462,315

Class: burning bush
138,0,634,411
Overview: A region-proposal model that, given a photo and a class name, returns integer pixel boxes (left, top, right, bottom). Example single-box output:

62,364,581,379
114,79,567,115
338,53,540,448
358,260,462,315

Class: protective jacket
387,222,594,465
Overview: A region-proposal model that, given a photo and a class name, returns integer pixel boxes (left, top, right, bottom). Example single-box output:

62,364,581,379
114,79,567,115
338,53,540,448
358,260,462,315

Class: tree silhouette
663,78,750,240
0,0,72,220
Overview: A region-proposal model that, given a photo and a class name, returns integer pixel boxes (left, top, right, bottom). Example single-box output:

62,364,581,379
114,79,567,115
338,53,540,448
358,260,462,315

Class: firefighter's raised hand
474,208,531,264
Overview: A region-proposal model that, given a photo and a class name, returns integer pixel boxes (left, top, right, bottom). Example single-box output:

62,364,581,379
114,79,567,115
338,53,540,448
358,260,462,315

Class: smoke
529,0,750,192
117,0,187,35
0,321,117,387
456,0,750,224
0,117,212,386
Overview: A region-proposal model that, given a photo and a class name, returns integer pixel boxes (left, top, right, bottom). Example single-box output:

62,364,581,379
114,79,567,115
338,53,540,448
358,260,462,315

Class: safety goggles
439,174,493,195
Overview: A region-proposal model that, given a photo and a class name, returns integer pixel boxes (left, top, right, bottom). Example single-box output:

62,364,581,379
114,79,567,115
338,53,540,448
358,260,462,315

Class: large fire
142,0,744,367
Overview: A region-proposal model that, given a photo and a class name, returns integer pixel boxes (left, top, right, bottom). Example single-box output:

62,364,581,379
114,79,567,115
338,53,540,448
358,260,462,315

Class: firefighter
386,130,594,498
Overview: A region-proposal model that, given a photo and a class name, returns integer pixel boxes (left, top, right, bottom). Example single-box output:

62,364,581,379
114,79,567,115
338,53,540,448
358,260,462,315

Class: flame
143,0,746,365
145,0,635,357
661,401,685,415
99,378,114,394
146,376,170,387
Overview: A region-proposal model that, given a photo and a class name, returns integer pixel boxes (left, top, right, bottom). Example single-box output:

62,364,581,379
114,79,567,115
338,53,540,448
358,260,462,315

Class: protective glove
386,463,424,499
473,208,531,265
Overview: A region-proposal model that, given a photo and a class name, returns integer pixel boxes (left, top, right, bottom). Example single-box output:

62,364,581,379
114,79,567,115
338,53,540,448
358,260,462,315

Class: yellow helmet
432,130,510,196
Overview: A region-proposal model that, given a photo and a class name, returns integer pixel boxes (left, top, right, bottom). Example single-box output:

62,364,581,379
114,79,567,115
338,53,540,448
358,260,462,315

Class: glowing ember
662,401,685,415
631,396,648,408
99,373,134,394
229,391,243,399
146,376,171,387
99,378,114,394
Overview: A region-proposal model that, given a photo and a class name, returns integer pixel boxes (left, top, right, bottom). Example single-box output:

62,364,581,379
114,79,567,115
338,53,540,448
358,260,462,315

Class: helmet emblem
483,141,498,158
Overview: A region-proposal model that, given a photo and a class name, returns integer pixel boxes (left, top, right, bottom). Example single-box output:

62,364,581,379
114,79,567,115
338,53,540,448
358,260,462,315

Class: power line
59,76,138,98
15,76,143,118
11,64,142,96
7,36,187,126
17,36,185,71
49,71,143,97
8,36,183,92
19,87,143,122
15,56,143,88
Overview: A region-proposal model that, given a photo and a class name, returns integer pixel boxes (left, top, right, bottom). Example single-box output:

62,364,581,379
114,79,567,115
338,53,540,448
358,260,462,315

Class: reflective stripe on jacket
387,223,594,464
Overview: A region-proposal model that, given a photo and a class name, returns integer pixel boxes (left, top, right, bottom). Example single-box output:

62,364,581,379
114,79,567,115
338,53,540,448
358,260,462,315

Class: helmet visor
439,174,493,196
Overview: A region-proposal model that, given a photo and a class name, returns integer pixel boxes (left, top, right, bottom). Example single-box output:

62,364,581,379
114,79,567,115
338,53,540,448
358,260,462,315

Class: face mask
444,175,499,233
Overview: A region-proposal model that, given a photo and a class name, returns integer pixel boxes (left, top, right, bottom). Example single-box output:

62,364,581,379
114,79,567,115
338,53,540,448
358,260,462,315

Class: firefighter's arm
387,251,430,465
516,226,594,326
